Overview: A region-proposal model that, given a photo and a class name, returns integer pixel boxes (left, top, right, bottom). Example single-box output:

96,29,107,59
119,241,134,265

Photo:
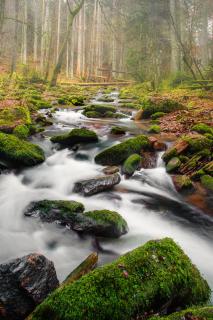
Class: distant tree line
0,0,212,85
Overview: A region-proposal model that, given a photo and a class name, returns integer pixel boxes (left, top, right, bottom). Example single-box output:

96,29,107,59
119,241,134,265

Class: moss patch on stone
201,175,213,191
31,238,210,320
13,124,30,139
166,157,181,173
83,104,116,118
192,123,213,135
151,112,166,120
123,154,141,175
142,98,183,119
95,135,150,166
0,132,45,167
183,135,212,153
149,306,213,320
148,125,161,134
51,128,98,146
110,126,126,135
77,210,128,238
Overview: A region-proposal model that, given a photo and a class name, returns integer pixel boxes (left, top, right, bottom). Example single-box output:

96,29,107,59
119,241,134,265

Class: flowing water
0,90,213,299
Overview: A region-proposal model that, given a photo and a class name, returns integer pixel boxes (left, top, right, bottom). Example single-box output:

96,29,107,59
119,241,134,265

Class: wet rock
72,210,128,238
31,238,210,320
24,200,85,224
153,141,167,151
172,175,194,192
166,157,181,173
103,166,119,175
163,139,189,163
141,151,157,169
133,109,143,121
0,253,59,320
34,115,53,126
0,124,16,134
95,135,150,166
148,136,158,146
51,128,98,146
73,173,121,196
110,126,126,135
0,132,45,168
123,154,141,176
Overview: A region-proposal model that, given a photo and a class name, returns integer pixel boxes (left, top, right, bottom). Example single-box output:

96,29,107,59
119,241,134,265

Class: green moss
51,128,98,146
97,96,114,103
119,103,140,109
83,104,116,118
166,157,181,173
183,135,213,153
0,132,45,167
204,133,213,140
151,112,166,120
110,126,126,135
28,200,85,223
58,95,85,106
31,238,210,320
191,169,205,180
142,98,183,119
173,175,193,191
13,124,30,139
0,106,31,127
148,125,161,133
123,154,141,175
82,210,128,237
149,306,213,320
95,135,150,166
201,175,213,191
192,123,213,135
84,111,100,118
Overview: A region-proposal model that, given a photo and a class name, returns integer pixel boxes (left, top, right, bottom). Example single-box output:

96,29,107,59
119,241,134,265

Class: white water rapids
0,92,212,301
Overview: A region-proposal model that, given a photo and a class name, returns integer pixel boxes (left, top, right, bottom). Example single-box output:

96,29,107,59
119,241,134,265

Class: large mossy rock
123,153,141,175
192,123,213,135
73,173,121,196
24,200,85,224
72,210,128,238
0,253,59,320
30,238,210,320
95,135,150,166
149,307,213,320
0,132,45,167
83,104,116,118
141,97,183,119
50,128,98,146
166,157,181,173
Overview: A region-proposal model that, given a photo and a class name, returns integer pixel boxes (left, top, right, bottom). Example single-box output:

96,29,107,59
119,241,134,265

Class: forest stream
0,89,213,299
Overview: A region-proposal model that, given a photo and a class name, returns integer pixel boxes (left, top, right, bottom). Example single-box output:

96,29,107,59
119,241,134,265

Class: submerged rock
72,210,128,238
0,253,59,320
95,135,150,166
73,173,121,196
0,132,45,168
30,238,210,320
50,128,98,146
123,154,141,176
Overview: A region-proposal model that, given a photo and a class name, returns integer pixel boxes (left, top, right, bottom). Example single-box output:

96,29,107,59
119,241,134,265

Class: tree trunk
50,0,85,86
10,0,19,75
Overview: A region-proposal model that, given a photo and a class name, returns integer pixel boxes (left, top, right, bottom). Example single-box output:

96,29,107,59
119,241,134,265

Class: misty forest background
0,0,213,87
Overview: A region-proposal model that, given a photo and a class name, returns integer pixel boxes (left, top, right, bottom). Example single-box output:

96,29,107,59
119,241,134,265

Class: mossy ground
31,238,210,320
149,306,213,320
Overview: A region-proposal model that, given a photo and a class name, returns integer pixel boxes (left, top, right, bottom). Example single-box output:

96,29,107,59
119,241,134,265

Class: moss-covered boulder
97,96,114,103
72,210,128,238
83,104,116,118
162,140,189,163
51,128,98,146
58,95,85,106
166,157,181,173
149,307,213,320
0,133,45,167
148,125,161,134
142,97,183,119
151,112,166,120
24,200,85,224
192,123,213,135
110,126,126,135
95,135,150,166
183,135,213,153
201,175,213,191
13,124,30,139
123,154,141,175
30,238,210,320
